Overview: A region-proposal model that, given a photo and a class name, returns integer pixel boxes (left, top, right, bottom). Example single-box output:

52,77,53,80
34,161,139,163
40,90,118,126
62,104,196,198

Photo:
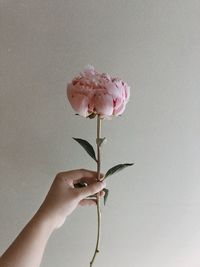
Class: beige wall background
0,1,200,266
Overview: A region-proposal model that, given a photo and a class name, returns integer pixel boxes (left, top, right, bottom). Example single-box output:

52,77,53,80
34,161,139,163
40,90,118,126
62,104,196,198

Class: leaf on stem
96,137,107,147
73,138,97,162
104,163,134,179
103,188,109,205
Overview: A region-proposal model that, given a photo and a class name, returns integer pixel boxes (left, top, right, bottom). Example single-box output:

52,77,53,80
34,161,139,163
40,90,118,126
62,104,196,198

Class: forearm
0,210,55,267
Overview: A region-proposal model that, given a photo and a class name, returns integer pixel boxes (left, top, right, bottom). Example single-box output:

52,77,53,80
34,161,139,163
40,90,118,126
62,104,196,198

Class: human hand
37,169,106,230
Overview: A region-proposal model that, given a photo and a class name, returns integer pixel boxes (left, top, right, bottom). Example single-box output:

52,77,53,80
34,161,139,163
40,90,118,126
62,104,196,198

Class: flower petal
67,85,89,117
113,101,126,116
94,93,113,117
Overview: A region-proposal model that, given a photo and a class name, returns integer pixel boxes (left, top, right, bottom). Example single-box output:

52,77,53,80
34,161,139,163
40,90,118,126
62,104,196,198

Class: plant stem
97,115,101,181
90,115,102,267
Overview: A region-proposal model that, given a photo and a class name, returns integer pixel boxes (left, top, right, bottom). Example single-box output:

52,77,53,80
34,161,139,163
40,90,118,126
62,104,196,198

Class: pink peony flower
67,65,130,118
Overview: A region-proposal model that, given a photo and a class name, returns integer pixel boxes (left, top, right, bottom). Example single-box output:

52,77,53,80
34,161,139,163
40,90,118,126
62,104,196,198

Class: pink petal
113,101,126,116
67,85,89,117
124,83,130,102
94,93,113,116
114,97,123,110
106,82,122,99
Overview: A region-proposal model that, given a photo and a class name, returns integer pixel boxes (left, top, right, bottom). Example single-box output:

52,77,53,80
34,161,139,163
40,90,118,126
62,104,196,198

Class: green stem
90,115,102,267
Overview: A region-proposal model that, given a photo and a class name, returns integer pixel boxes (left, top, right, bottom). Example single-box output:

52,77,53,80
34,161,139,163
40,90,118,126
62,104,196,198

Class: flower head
67,65,130,118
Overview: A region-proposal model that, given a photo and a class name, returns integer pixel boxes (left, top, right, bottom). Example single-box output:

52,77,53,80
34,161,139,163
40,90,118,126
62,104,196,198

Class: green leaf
104,163,134,179
103,188,109,205
96,137,107,147
73,138,97,162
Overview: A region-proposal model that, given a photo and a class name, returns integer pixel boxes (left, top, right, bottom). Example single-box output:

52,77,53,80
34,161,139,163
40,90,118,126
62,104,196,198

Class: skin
0,169,106,267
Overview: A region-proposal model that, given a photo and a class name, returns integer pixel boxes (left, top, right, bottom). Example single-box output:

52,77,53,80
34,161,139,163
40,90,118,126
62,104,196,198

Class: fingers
79,190,105,206
78,180,106,199
59,169,104,183
78,173,104,185
79,199,97,206
56,169,106,201
86,190,105,198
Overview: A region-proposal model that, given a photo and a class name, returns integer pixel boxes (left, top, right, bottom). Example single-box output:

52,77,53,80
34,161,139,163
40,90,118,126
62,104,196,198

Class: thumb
78,180,106,199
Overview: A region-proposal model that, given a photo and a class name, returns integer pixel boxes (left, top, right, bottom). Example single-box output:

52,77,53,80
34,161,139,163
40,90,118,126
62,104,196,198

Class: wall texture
0,1,200,267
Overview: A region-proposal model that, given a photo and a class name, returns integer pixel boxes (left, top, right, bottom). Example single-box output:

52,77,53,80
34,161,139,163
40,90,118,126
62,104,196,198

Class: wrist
33,207,57,234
